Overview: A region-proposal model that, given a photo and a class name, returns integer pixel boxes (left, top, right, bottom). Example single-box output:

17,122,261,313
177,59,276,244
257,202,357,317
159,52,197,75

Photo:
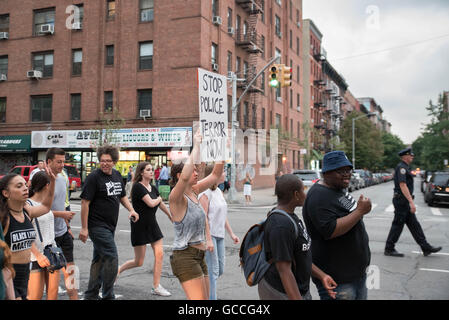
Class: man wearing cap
303,151,372,300
384,148,442,257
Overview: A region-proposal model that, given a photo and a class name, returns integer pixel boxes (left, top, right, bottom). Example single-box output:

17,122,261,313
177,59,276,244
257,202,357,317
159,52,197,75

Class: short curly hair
97,144,120,163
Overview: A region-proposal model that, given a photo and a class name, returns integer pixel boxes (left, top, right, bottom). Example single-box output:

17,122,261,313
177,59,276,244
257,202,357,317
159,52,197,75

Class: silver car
293,170,321,193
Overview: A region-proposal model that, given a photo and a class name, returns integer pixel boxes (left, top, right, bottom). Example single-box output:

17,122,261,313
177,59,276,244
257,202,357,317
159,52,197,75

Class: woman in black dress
117,162,173,296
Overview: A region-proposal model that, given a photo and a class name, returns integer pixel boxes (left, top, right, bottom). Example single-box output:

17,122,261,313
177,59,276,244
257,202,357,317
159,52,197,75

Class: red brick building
0,0,305,187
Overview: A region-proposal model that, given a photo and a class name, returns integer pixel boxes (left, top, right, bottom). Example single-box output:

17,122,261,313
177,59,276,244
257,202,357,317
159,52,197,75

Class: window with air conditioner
0,14,9,37
34,8,55,36
138,89,152,117
32,52,53,78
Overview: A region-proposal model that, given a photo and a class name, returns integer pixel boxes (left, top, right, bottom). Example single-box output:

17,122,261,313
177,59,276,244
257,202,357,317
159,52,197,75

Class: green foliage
412,93,449,171
382,132,406,170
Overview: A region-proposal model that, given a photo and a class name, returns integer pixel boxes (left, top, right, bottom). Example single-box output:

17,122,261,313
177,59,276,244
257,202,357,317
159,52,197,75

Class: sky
303,0,449,145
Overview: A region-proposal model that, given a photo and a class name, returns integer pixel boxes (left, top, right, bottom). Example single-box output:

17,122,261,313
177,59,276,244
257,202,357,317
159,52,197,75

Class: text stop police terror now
200,73,226,139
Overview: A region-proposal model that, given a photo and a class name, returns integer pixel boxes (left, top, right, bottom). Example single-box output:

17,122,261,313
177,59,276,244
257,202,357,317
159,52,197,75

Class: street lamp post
352,112,377,169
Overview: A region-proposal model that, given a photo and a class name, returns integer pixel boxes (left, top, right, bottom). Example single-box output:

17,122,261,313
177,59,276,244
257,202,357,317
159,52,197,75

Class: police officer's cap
398,147,415,157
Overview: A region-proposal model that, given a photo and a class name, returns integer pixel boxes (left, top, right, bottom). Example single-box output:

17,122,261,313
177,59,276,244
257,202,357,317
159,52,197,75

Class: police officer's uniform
385,148,441,257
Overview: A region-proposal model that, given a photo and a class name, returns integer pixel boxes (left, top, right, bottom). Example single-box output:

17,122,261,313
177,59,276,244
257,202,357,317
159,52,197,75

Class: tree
412,92,449,171
338,111,384,171
381,132,406,170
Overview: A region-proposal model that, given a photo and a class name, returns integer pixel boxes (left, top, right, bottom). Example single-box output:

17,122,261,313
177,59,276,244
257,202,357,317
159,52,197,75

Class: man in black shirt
259,174,337,300
384,148,442,257
79,145,139,300
303,151,372,300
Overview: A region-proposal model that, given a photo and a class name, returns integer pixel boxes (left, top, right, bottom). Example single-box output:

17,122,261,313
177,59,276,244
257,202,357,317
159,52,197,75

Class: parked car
421,170,434,193
64,164,81,192
349,173,360,192
0,165,38,182
424,171,449,206
354,169,374,187
353,172,365,189
293,169,321,193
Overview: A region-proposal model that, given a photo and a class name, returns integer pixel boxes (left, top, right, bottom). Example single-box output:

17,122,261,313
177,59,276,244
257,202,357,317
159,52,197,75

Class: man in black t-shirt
79,145,139,300
302,151,372,300
258,174,337,300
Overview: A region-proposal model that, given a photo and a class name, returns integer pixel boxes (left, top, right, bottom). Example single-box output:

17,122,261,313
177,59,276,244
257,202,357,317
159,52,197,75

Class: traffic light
269,64,280,88
280,65,292,87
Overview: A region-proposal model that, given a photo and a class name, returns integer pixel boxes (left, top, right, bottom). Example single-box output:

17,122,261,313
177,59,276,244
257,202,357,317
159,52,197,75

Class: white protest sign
198,68,228,162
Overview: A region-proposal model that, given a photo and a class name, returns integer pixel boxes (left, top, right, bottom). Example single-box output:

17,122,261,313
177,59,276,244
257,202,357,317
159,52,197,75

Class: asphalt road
60,178,449,300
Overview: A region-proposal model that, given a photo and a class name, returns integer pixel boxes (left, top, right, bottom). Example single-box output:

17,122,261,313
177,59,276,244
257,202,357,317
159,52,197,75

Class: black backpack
239,208,299,286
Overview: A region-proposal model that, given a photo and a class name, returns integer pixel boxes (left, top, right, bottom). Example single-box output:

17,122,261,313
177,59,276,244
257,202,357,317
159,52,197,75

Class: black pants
385,197,430,251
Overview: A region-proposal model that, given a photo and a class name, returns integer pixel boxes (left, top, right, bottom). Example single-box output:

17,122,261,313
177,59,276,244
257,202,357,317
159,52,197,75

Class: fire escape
235,0,263,130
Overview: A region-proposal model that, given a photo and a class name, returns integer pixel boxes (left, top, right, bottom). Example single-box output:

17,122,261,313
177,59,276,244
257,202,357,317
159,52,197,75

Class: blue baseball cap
322,151,353,173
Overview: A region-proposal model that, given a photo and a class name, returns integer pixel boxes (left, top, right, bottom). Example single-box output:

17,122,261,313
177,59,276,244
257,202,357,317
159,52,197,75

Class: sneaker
151,284,171,297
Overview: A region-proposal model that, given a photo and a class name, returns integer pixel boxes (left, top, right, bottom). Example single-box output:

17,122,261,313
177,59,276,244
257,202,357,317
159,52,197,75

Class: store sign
31,127,192,149
0,135,31,153
198,68,228,162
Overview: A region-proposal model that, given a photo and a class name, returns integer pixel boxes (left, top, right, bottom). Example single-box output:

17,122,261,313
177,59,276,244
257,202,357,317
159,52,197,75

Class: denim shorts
170,246,208,283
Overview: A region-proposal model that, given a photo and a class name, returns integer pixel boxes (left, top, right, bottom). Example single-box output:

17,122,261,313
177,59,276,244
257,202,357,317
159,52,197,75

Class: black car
424,172,449,206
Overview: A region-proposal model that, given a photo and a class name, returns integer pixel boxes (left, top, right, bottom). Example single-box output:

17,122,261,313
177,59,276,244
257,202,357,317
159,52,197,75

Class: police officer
384,148,442,257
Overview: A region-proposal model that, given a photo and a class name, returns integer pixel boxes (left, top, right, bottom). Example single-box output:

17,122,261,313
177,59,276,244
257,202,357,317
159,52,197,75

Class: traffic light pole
228,55,281,203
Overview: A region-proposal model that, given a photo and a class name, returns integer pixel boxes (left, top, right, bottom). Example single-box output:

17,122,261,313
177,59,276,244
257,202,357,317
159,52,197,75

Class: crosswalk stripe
420,268,449,274
385,204,394,212
430,208,443,216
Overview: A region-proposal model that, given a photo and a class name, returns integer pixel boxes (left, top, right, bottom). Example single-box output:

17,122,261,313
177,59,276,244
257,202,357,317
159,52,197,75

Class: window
243,61,248,79
0,14,9,33
72,49,82,76
261,0,265,23
32,52,53,77
71,94,81,120
261,35,265,58
275,113,281,129
236,15,241,34
276,0,282,6
261,71,265,92
139,42,153,70
275,48,281,63
261,107,265,130
31,95,52,122
290,119,293,135
297,93,300,109
71,4,84,28
104,91,113,112
0,98,5,122
140,0,154,22
275,15,281,38
227,51,232,74
236,56,241,74
252,105,257,128
289,0,293,20
244,102,249,128
0,56,7,76
297,65,300,83
289,30,292,48
297,121,300,138
212,0,218,17
138,89,152,114
107,0,116,20
296,37,300,55
105,45,114,65
227,8,232,29
290,89,293,108
34,8,55,36
211,43,218,65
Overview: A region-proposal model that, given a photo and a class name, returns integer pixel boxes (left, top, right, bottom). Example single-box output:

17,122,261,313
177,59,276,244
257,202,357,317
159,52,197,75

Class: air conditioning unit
0,32,8,40
212,63,219,72
296,21,301,28
27,70,43,79
0,74,7,81
139,109,151,118
212,16,222,25
39,24,54,35
227,27,234,35
296,106,301,112
71,22,82,30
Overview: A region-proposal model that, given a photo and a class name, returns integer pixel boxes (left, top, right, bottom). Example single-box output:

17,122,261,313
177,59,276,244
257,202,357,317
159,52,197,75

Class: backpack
239,208,299,287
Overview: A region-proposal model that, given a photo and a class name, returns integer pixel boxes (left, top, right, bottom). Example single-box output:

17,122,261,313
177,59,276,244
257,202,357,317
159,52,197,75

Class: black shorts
55,230,74,263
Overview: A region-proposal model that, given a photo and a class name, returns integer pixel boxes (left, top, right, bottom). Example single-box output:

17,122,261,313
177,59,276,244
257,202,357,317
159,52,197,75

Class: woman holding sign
168,130,224,300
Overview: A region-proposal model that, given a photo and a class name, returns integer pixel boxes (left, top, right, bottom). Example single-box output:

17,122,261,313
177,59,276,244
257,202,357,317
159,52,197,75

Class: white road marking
419,268,449,274
386,204,394,212
412,251,449,256
430,208,443,216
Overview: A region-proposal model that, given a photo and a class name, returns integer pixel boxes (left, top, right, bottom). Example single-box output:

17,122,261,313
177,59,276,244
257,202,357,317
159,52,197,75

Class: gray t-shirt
53,173,68,237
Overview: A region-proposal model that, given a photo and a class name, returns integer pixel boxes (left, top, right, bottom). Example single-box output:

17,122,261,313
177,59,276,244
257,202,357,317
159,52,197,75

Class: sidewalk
70,187,278,207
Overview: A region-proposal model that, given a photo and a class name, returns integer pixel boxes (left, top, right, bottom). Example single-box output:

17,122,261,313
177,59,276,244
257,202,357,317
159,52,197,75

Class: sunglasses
334,168,353,175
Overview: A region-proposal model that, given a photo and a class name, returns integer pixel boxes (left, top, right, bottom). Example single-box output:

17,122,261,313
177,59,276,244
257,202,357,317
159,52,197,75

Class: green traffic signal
269,65,279,88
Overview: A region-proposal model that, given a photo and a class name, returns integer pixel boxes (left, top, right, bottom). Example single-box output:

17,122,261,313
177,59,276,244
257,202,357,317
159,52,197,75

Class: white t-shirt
27,199,56,262
199,188,228,238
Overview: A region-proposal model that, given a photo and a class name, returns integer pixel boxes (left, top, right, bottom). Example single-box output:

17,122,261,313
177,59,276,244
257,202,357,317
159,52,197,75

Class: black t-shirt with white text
302,183,371,285
80,168,126,232
263,211,312,296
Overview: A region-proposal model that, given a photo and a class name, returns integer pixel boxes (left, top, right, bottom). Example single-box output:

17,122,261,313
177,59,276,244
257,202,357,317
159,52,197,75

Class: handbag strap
26,199,44,243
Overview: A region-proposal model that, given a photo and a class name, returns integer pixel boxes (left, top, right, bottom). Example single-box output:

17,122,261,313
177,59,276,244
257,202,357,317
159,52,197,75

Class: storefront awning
0,135,31,153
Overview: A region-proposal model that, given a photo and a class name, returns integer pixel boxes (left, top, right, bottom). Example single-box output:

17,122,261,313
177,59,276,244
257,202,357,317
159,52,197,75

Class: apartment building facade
0,0,306,187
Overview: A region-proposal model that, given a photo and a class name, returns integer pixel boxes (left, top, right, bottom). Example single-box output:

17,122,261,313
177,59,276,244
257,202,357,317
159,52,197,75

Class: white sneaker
151,284,171,297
